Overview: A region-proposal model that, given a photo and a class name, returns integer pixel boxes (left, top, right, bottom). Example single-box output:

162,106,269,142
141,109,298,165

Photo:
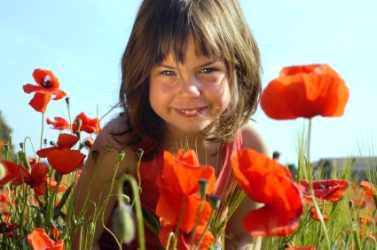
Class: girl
72,0,270,249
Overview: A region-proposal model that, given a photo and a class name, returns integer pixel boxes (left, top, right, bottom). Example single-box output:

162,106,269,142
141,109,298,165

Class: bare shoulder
241,122,271,157
90,113,138,175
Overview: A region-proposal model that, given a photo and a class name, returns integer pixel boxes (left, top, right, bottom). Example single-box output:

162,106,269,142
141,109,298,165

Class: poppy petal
0,161,21,186
156,177,212,234
29,93,52,113
51,89,67,100
51,239,64,250
36,147,56,158
163,150,215,196
23,84,43,94
32,68,60,90
57,133,80,149
243,206,300,236
159,224,214,250
27,228,54,249
11,166,32,186
261,64,349,120
47,149,85,174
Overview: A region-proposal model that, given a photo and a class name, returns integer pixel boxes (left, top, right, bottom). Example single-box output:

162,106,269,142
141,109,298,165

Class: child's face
149,36,231,135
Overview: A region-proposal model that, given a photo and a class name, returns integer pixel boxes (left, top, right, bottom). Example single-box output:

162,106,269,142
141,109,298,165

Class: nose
178,75,201,97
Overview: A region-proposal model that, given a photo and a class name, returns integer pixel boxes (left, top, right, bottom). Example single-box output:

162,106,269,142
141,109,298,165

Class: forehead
157,34,219,64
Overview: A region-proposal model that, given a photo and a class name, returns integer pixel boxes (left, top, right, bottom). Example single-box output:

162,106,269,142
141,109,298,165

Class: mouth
174,107,206,117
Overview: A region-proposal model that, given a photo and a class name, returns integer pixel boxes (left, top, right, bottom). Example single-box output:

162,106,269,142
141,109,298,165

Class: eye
201,68,216,73
161,70,175,75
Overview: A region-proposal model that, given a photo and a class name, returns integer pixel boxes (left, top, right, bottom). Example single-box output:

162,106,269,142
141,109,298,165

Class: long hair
116,0,262,160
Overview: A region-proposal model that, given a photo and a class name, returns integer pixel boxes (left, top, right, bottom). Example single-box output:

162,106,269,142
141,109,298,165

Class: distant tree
0,110,13,158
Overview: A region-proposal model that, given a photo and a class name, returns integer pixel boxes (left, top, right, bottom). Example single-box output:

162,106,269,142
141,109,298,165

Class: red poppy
0,222,20,238
0,160,21,186
36,133,86,175
72,112,102,134
231,149,303,236
298,179,349,203
309,207,327,221
261,64,349,120
0,141,3,148
156,150,215,234
354,199,367,209
12,163,49,196
285,247,316,250
47,178,68,193
46,117,70,131
159,219,214,250
360,181,376,200
23,69,66,113
27,228,64,250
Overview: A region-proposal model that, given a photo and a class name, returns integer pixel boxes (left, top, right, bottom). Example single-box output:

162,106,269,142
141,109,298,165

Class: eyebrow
157,59,221,69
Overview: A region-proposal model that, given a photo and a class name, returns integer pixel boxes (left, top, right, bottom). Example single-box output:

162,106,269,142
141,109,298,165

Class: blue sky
1,0,376,165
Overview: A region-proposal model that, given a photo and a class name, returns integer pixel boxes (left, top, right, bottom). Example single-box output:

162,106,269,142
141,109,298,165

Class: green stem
116,174,146,250
40,112,44,151
306,118,331,250
194,211,214,250
173,196,187,249
190,198,205,248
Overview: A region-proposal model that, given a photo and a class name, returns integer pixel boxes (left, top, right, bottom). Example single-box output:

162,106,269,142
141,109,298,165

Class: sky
1,0,376,165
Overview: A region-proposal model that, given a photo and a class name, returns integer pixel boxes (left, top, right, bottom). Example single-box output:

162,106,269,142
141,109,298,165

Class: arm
225,123,271,250
69,115,137,250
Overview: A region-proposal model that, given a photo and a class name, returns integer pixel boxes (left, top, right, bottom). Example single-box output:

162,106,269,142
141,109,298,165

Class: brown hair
116,0,262,160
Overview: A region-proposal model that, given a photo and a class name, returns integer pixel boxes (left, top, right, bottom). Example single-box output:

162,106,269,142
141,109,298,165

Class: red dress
98,130,243,249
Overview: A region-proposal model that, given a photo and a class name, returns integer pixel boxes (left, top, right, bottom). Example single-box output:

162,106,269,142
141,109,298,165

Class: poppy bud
76,118,82,131
19,142,24,150
54,172,63,182
75,131,81,139
0,163,5,180
50,141,57,146
116,150,125,163
4,144,9,151
198,178,209,199
43,138,47,146
78,142,85,151
65,97,70,105
113,201,135,243
349,200,354,209
91,150,99,162
136,148,144,159
105,144,112,153
209,195,221,210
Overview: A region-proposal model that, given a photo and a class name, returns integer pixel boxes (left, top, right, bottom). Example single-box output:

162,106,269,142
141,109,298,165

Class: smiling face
149,36,231,138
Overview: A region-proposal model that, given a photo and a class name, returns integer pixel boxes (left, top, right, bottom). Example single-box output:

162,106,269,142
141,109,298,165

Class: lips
174,107,207,118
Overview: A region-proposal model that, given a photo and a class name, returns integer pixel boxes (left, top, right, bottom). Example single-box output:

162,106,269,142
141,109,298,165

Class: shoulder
240,122,271,157
91,113,138,174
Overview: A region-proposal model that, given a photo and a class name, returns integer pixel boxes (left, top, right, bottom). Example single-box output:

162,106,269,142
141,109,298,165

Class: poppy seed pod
209,195,221,210
75,118,82,131
198,178,209,199
91,150,99,162
136,148,144,158
116,150,125,163
113,201,135,243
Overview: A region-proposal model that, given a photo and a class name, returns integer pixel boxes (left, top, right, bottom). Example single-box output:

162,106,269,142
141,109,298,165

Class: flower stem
306,118,331,249
190,198,205,248
173,196,187,249
40,112,44,151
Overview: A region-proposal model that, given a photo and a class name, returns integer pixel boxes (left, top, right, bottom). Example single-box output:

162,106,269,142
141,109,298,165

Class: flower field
1,65,377,250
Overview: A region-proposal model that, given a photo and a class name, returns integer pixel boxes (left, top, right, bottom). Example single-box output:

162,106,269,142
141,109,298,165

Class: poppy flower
46,117,70,131
0,161,21,186
0,141,3,148
261,64,349,120
0,222,20,238
285,247,316,250
159,219,214,250
230,149,303,236
36,133,86,175
309,207,327,222
156,150,215,234
27,228,64,250
12,163,49,196
298,179,349,203
72,112,102,134
23,69,66,113
360,181,376,200
47,178,68,193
